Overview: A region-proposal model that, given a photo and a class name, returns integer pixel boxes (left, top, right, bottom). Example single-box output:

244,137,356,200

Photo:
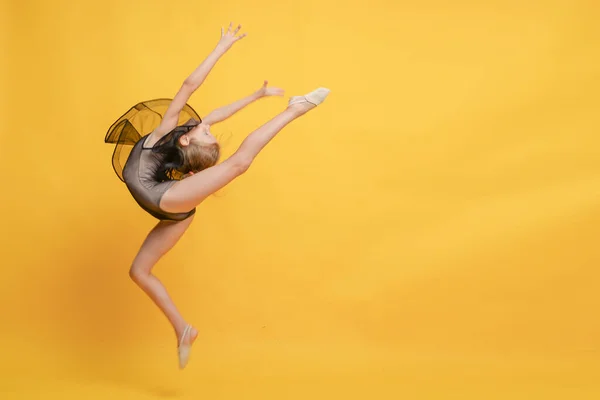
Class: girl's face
187,122,217,145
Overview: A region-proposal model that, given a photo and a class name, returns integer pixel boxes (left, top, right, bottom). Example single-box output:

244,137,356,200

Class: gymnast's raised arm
148,23,247,144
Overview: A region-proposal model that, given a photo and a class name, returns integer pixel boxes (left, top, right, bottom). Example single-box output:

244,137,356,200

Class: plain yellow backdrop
1,0,600,398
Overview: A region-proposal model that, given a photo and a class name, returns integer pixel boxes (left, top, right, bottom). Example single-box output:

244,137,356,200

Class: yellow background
2,0,600,398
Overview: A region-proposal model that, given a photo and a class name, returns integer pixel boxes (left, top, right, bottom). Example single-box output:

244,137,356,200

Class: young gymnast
104,22,329,369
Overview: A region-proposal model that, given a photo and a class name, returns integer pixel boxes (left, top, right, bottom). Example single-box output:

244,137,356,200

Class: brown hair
151,118,220,181
179,141,220,175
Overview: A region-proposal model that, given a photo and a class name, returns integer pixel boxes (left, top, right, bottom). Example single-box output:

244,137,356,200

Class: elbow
182,79,199,92
202,112,218,126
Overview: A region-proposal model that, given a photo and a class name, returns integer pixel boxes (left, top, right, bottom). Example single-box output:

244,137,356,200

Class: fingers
222,22,246,40
263,86,285,96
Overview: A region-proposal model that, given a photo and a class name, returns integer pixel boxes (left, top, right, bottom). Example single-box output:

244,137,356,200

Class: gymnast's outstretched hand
216,22,247,52
256,80,285,98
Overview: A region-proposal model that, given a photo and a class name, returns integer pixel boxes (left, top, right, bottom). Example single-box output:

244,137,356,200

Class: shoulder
143,131,160,148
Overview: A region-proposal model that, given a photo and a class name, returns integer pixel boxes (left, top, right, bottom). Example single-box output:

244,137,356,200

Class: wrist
213,43,230,55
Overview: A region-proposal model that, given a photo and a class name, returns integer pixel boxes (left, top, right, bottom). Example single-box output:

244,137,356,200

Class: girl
104,22,330,369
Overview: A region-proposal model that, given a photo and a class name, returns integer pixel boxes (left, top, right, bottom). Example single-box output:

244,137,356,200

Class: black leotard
122,134,195,221
105,99,200,221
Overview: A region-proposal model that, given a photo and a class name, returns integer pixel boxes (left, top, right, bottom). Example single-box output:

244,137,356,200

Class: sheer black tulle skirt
104,99,202,182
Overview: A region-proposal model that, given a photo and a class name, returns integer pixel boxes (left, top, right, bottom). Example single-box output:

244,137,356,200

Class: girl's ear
179,134,190,147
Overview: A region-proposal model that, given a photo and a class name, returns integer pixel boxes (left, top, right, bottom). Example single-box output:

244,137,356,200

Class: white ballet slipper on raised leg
178,324,193,369
288,87,331,107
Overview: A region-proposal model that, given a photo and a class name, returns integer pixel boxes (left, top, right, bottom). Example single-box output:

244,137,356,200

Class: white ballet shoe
288,87,330,107
178,324,193,369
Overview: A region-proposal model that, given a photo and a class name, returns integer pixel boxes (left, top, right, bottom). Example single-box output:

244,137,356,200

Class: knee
237,160,251,175
238,157,252,173
129,265,148,285
231,153,253,175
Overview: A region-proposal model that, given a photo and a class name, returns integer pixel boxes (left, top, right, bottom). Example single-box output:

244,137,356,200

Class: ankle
284,102,301,111
175,322,189,337
286,103,313,117
177,325,198,346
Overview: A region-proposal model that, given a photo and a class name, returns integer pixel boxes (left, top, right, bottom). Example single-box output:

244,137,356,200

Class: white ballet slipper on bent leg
178,324,193,369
